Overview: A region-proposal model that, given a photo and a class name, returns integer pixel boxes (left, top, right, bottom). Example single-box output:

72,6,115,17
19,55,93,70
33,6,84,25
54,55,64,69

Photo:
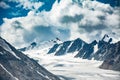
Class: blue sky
0,0,120,48
0,0,119,25
0,0,57,25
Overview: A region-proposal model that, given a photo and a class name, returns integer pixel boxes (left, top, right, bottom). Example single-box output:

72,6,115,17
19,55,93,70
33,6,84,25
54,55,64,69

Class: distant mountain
74,40,97,59
17,34,120,71
18,42,37,52
0,37,60,80
89,34,120,71
93,34,113,60
47,34,120,71
48,38,97,59
18,37,62,52
98,41,120,71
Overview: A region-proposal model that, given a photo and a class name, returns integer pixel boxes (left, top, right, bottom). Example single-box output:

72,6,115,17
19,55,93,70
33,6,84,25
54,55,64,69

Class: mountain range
0,34,120,80
47,34,120,71
18,34,120,71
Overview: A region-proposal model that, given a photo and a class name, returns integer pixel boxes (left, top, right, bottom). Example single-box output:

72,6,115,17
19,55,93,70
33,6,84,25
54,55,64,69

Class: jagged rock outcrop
48,38,97,59
75,40,97,59
48,38,85,55
0,37,60,80
55,41,72,55
99,41,120,71
93,34,113,60
48,44,60,54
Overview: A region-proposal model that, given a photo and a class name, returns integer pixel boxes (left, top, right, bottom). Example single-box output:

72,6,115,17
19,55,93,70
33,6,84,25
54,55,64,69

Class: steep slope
47,38,83,55
93,35,113,60
75,40,97,59
0,37,60,80
48,38,97,59
98,41,120,71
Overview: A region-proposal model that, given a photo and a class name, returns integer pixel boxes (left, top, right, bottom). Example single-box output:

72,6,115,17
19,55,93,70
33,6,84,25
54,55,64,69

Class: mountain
47,35,120,71
0,37,60,80
48,38,97,59
89,34,120,71
74,40,97,59
47,38,81,55
18,42,37,52
18,37,62,52
93,34,113,60
17,34,120,71
98,41,120,71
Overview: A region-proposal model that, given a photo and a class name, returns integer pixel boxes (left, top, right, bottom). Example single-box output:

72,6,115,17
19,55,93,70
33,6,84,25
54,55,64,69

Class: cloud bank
0,0,120,48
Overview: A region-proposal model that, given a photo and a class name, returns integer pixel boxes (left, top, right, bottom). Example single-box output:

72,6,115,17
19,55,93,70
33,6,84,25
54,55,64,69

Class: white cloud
19,0,43,10
8,0,43,10
0,0,120,47
0,1,10,9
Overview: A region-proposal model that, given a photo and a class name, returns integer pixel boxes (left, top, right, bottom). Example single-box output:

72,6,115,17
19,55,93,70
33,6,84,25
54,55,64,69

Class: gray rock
0,37,60,80
99,41,120,71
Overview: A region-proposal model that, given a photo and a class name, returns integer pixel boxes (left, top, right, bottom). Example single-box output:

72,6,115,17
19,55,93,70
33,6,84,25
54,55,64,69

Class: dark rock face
75,40,97,59
67,38,83,53
55,41,71,56
48,38,97,59
0,37,60,80
48,38,84,55
93,34,113,60
99,41,120,71
91,34,120,71
48,44,60,54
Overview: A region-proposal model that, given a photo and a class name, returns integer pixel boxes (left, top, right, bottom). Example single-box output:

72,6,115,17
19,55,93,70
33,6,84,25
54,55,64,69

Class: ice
94,44,98,53
66,41,73,52
24,49,120,80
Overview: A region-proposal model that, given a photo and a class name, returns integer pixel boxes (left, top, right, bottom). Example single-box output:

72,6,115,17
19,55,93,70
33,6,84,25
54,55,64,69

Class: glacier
24,48,120,80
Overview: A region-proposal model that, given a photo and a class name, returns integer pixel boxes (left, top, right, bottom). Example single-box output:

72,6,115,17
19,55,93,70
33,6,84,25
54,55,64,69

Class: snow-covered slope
24,49,120,80
47,35,120,71
0,37,60,80
16,34,120,80
20,34,120,72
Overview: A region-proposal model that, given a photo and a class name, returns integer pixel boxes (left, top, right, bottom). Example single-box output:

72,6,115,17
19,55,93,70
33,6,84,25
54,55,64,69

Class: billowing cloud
16,0,43,11
0,0,120,48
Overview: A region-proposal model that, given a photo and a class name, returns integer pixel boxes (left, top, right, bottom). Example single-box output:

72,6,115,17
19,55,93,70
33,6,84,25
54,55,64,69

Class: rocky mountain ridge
0,37,60,80
47,35,120,71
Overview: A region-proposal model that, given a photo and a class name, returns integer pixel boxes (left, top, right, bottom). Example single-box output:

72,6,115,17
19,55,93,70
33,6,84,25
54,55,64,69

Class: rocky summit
99,41,120,71
48,38,97,59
